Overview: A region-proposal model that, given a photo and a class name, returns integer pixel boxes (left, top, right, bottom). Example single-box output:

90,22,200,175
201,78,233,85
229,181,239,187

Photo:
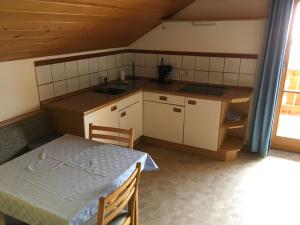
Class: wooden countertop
43,79,252,116
143,82,252,103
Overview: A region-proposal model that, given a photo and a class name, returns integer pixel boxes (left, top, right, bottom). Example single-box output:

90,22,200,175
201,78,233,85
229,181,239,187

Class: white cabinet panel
144,101,184,144
184,98,221,151
118,92,143,111
84,103,119,144
119,101,143,141
143,92,185,106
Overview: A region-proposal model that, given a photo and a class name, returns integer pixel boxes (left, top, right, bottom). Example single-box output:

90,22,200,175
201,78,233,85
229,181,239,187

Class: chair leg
0,212,5,225
134,194,138,225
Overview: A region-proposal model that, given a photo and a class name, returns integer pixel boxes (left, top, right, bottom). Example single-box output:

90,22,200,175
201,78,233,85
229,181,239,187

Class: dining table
0,134,158,225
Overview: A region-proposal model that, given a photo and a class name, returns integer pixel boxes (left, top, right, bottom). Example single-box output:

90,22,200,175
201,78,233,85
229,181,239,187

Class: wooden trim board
141,136,241,161
0,109,42,128
35,49,258,66
129,49,258,59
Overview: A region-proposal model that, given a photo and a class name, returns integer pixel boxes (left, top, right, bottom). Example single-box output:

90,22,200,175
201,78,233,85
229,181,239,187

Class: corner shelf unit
218,95,251,161
222,115,248,129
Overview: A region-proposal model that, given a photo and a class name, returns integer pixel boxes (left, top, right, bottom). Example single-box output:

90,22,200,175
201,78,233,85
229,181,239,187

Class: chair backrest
89,123,134,149
97,162,142,225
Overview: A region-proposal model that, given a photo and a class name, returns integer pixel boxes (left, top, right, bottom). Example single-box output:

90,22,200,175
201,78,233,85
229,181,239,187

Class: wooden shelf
220,136,244,152
222,115,247,129
230,97,251,103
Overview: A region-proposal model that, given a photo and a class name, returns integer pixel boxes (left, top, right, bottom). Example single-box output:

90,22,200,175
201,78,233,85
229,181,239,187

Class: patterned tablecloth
0,135,158,225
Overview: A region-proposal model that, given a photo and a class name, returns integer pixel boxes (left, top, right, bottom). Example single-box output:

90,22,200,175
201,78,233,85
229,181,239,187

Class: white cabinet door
119,101,143,141
144,101,184,144
184,98,221,151
84,103,119,142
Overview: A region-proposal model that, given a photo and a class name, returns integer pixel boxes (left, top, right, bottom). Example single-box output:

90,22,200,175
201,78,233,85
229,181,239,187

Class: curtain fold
248,0,294,156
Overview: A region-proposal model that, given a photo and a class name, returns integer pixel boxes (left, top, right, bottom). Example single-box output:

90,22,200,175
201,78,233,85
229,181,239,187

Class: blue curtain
248,0,294,156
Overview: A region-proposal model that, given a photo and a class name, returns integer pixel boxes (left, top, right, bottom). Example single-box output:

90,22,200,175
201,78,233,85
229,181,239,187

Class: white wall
0,47,127,123
173,0,268,21
130,20,266,55
0,60,40,122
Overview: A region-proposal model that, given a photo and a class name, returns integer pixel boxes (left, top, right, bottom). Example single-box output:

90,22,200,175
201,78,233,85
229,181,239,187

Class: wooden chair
89,123,134,149
96,162,142,225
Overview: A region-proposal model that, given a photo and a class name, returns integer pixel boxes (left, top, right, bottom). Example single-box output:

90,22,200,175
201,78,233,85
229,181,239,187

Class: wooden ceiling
0,0,195,62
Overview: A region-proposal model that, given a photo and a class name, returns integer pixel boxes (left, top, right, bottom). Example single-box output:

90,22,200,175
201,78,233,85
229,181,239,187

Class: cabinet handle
120,111,126,117
188,100,196,105
111,105,117,111
173,108,182,113
159,96,167,101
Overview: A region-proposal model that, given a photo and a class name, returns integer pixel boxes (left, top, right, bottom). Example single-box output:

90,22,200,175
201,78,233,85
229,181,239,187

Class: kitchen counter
43,78,252,115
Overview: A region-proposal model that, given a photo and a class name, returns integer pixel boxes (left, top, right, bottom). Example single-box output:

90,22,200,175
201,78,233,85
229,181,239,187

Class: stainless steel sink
94,87,127,95
178,84,224,96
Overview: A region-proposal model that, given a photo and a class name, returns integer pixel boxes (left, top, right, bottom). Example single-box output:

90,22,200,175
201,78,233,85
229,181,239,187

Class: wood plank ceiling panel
0,0,195,61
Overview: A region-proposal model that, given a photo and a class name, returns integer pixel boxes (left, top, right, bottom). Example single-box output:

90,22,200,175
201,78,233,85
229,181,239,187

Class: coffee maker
158,58,172,83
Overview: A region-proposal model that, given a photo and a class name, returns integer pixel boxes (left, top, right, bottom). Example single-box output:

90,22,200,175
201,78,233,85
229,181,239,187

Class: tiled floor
136,144,300,225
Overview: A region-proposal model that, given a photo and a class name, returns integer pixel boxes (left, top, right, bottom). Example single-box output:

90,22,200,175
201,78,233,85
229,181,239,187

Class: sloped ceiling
0,0,195,62
173,0,269,21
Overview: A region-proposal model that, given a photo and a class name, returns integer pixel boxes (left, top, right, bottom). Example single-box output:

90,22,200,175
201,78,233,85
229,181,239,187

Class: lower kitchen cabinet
119,101,143,141
184,98,221,151
84,103,119,143
144,101,184,144
84,92,143,144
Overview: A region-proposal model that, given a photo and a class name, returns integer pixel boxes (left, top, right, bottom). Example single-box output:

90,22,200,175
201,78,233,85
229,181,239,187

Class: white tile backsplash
88,58,98,73
65,61,78,78
67,78,79,93
98,56,108,71
171,69,181,81
146,54,158,67
182,70,195,82
169,55,182,69
99,70,108,80
51,63,66,81
158,54,170,65
53,80,67,96
127,53,134,65
108,68,118,80
38,83,54,101
35,51,258,102
134,53,146,66
209,57,224,72
223,73,239,86
125,66,133,76
195,71,209,83
90,72,101,86
182,56,195,70
240,59,257,74
108,55,116,69
209,72,223,84
135,66,146,77
239,74,255,87
196,57,209,71
224,58,240,73
79,75,90,89
116,54,123,67
36,65,52,85
123,53,129,66
77,59,89,75
146,67,157,78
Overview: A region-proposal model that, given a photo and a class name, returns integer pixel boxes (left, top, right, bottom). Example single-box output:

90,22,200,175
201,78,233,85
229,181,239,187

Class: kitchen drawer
118,91,143,111
143,92,185,106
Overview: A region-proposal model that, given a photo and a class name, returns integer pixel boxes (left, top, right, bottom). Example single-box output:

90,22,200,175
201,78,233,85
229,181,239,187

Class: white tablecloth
0,135,158,225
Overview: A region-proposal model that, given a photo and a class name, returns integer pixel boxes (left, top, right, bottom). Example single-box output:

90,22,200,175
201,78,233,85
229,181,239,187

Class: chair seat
84,210,129,225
